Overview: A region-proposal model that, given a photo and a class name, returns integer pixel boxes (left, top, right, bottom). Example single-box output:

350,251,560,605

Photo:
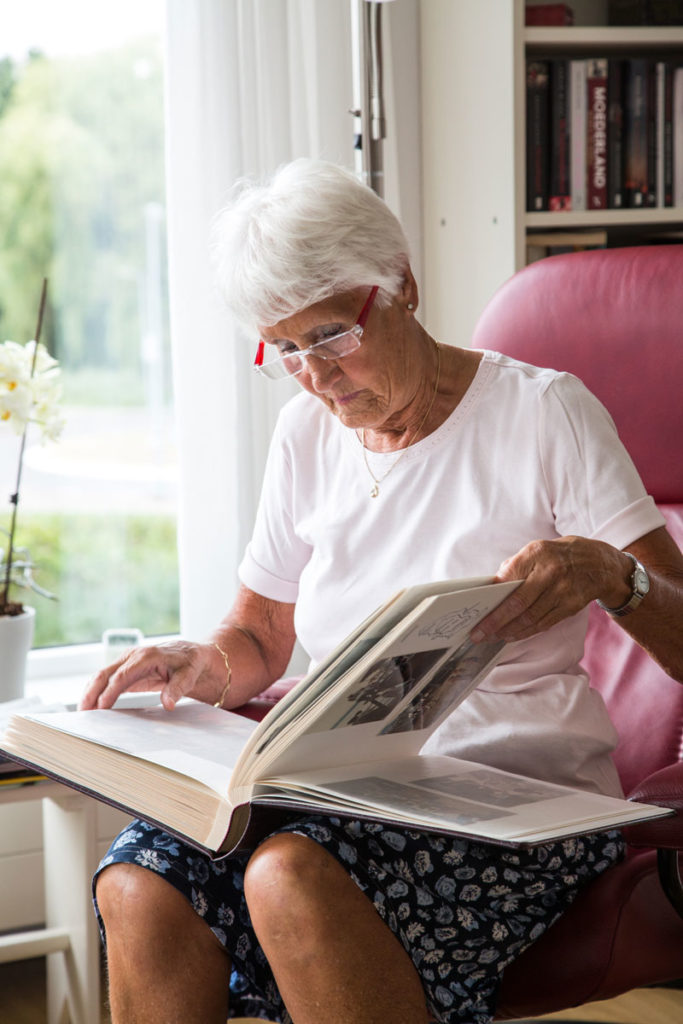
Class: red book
525,4,574,25
526,61,550,212
587,58,608,209
550,59,571,210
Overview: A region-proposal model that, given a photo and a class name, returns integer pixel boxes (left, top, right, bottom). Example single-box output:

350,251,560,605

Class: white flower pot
0,606,36,702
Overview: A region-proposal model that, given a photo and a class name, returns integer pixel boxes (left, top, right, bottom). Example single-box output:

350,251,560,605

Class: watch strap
596,552,649,617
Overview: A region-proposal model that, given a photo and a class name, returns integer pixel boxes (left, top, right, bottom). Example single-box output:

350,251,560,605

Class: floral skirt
94,816,623,1024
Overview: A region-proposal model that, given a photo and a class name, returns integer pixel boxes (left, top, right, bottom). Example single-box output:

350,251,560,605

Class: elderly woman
82,159,683,1024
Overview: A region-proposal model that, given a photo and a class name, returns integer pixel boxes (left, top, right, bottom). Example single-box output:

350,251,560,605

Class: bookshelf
420,1,683,347
523,25,683,228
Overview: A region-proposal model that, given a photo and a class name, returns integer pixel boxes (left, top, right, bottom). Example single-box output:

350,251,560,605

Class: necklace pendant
370,483,379,498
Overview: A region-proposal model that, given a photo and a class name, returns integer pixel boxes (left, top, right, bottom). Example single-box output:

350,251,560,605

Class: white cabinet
0,797,128,930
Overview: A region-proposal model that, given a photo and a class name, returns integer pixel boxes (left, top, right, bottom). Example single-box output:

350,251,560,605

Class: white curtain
163,0,421,641
164,0,354,638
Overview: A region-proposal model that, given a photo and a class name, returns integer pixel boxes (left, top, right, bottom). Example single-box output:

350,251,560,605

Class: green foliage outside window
0,34,180,647
0,41,169,383
7,512,179,647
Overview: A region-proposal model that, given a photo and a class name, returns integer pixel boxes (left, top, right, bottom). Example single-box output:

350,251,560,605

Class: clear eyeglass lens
260,326,362,379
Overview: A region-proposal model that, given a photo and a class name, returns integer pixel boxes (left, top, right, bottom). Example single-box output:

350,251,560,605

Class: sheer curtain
164,0,421,641
164,0,354,638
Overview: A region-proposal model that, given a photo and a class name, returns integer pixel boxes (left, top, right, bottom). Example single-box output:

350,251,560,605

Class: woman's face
259,284,421,433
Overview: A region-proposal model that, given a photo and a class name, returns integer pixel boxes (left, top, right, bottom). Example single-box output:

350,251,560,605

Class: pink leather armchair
468,245,683,1019
237,245,683,1020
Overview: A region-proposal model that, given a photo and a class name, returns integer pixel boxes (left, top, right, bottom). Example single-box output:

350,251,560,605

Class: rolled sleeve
238,545,300,604
591,495,666,551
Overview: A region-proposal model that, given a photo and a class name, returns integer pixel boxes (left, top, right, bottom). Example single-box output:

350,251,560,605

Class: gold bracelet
212,642,232,708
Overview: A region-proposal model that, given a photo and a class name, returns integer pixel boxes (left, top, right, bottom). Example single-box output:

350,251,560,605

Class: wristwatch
597,552,650,617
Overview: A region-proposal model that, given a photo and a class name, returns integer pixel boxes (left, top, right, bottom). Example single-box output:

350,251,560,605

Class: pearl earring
407,302,415,311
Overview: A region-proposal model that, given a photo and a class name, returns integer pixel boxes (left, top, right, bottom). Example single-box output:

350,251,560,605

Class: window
0,1,179,652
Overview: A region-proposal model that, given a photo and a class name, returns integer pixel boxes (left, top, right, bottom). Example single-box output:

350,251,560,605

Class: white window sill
25,636,178,707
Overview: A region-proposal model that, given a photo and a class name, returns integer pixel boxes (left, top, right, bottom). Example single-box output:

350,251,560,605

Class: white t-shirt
239,350,665,797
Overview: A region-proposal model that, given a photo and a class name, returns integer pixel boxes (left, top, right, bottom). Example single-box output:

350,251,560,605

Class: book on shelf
527,60,551,211
0,576,672,858
674,66,683,205
525,3,574,26
608,0,683,25
624,58,651,206
570,59,587,211
527,52,682,216
550,59,571,210
608,59,626,208
587,59,609,209
526,228,608,263
647,59,658,205
659,61,675,207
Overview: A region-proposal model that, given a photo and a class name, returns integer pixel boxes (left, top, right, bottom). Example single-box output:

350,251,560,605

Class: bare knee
96,862,187,940
244,833,349,943
97,864,232,1020
97,863,149,921
245,833,328,899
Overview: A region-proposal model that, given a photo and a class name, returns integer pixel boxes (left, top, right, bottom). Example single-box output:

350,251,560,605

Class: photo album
0,576,670,857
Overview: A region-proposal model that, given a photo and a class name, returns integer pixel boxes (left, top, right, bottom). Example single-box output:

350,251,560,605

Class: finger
78,657,130,710
471,575,549,641
158,663,202,711
491,595,565,641
86,646,170,710
99,644,206,711
473,547,578,641
97,656,168,710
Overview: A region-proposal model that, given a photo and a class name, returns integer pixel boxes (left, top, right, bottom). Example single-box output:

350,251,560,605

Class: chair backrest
470,246,683,793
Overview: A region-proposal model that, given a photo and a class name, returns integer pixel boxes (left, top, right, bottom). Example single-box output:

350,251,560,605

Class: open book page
240,576,506,770
234,581,519,787
256,755,670,845
4,701,258,795
1,702,263,851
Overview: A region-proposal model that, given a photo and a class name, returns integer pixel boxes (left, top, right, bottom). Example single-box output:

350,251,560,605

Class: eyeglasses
254,285,379,380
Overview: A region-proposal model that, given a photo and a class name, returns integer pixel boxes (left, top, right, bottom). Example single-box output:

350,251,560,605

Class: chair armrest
620,763,683,920
623,762,683,850
231,677,302,723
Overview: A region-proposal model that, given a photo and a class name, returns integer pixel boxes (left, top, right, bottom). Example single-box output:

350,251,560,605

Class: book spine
570,59,587,212
607,59,624,208
646,60,657,205
655,60,672,208
549,59,571,210
663,61,674,207
656,61,664,207
526,60,550,212
586,58,608,210
624,58,650,207
525,3,574,25
674,66,683,207
607,0,647,25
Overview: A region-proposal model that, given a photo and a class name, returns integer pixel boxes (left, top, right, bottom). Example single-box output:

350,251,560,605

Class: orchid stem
2,278,48,611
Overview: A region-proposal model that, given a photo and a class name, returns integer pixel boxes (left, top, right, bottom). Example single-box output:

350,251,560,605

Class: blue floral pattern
94,816,623,1024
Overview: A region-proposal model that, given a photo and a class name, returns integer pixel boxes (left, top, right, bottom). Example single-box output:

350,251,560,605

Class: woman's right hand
78,640,219,711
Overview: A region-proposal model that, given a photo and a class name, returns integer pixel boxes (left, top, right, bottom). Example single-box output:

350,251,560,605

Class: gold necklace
360,343,441,498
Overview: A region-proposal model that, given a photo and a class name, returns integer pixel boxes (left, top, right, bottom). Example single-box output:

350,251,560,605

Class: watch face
633,565,650,596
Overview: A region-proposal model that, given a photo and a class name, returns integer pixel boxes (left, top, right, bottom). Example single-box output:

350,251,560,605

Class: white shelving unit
419,1,683,347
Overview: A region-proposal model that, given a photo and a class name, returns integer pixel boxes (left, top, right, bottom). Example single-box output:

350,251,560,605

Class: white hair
211,159,411,333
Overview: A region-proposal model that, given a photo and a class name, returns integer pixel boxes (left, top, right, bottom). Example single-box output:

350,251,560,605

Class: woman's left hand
470,536,633,643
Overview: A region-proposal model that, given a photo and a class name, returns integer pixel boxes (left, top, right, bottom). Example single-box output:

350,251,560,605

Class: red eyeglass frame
254,285,379,371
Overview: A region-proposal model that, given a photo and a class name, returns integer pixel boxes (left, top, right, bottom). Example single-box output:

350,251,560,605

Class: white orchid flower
0,339,64,442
